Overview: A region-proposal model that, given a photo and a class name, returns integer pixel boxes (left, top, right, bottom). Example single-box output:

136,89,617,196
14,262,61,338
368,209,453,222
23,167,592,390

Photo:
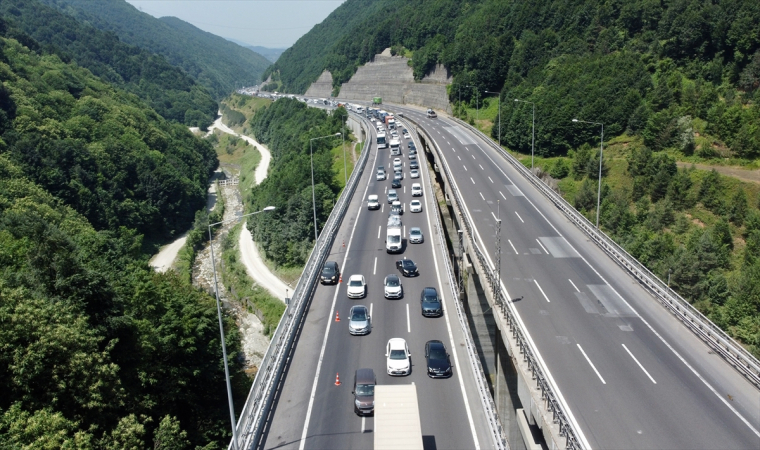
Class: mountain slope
0,0,217,128
39,0,271,98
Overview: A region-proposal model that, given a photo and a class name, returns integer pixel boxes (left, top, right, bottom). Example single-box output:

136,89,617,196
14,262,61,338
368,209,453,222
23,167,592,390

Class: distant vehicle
408,142,416,150
368,194,380,210
409,200,422,213
391,200,403,216
391,179,401,189
353,368,376,415
386,215,402,253
387,189,398,204
425,340,452,378
409,153,417,161
426,108,437,118
384,274,403,299
409,227,424,244
396,259,418,277
386,338,411,376
393,158,402,170
409,160,419,170
373,97,382,105
376,167,387,181
420,287,442,317
409,147,417,155
377,132,387,149
388,119,396,130
393,170,403,181
390,138,401,156
348,305,371,336
410,169,420,179
402,129,411,139
356,106,365,114
347,274,367,299
320,261,340,284
411,183,422,197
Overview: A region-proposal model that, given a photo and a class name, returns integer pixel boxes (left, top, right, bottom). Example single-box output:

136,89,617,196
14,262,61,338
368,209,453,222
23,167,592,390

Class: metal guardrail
402,113,582,449
449,116,760,391
232,113,373,450
399,117,508,450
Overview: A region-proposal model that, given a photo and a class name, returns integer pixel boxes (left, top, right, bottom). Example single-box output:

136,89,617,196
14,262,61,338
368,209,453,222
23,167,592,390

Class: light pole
467,85,479,121
310,133,341,241
514,98,535,169
485,90,501,146
572,118,604,228
334,109,348,186
208,205,275,450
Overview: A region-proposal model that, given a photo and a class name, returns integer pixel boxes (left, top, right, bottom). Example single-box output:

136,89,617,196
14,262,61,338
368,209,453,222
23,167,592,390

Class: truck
377,131,388,149
374,384,423,450
386,215,402,253
390,138,401,155
373,97,382,105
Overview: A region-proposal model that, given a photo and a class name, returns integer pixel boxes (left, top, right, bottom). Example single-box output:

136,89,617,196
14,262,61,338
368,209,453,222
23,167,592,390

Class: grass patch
221,94,272,135
220,223,285,336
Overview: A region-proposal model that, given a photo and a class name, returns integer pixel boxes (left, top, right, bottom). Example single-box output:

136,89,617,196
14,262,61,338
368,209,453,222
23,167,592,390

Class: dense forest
246,99,347,267
0,0,218,128
39,0,272,99
0,32,245,448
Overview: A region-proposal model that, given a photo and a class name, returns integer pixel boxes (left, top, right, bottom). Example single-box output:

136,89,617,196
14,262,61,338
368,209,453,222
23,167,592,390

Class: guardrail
447,116,760,391
233,113,372,450
403,113,580,449
398,117,508,450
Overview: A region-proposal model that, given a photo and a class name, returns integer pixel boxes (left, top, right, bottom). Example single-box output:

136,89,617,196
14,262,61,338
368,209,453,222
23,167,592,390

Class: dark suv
353,368,376,415
320,261,340,284
420,287,442,317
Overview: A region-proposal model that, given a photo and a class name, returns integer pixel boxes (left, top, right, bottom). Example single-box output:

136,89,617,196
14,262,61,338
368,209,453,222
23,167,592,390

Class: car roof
348,274,363,281
388,338,406,348
355,368,375,384
324,261,338,268
410,227,421,232
423,287,437,295
385,274,399,280
411,200,421,204
427,339,444,348
412,183,421,187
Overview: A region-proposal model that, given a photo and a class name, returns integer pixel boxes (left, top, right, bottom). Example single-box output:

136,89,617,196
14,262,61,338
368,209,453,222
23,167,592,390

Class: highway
259,118,494,449
391,105,760,449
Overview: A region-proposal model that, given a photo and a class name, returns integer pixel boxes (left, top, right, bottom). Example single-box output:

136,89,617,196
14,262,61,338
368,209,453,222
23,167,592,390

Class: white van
390,139,401,155
367,195,380,210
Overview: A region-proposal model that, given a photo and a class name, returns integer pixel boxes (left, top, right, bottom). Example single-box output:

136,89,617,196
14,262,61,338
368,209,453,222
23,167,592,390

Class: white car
410,169,420,179
346,274,367,299
411,183,422,197
386,338,411,376
393,158,402,170
410,200,422,213
384,274,403,299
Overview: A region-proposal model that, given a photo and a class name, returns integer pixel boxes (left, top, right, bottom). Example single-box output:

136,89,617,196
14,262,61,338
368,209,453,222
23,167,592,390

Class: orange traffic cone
335,373,341,386
335,311,340,322
339,274,343,283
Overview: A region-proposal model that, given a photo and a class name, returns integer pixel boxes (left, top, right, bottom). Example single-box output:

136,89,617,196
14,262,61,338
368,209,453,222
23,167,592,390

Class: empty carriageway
395,105,760,449
258,118,496,449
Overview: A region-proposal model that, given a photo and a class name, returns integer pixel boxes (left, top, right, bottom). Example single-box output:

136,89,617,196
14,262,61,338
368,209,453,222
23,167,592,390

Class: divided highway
393,105,760,449
259,119,494,449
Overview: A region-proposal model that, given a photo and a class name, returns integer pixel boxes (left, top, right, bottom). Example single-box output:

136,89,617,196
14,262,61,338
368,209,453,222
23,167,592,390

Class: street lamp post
310,133,342,241
485,90,501,146
466,85,479,121
514,98,535,169
572,118,604,228
208,205,275,450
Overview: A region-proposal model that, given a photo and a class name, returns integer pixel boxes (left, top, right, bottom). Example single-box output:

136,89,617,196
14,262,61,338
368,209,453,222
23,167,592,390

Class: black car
396,259,418,277
407,142,416,150
420,287,442,317
391,179,402,188
425,340,452,378
320,261,340,284
353,368,376,415
409,160,420,170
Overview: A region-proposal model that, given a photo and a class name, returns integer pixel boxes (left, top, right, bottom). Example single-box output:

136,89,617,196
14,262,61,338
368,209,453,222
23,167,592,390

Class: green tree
153,416,190,450
729,189,748,226
698,169,724,214
574,178,597,212
667,169,694,210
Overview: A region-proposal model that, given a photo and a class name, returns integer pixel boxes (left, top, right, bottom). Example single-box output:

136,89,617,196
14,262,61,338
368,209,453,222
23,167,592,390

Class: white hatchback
346,274,367,299
411,183,422,197
393,158,402,170
410,169,420,179
410,200,422,213
386,338,411,376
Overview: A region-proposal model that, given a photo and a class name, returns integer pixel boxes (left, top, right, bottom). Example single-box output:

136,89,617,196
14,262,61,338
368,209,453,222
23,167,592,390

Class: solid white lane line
470,177,475,184
508,239,518,254
406,303,410,333
534,279,551,303
463,165,468,171
373,257,377,275
499,191,506,200
622,344,656,384
488,176,494,183
536,239,549,254
480,192,485,201
515,211,524,223
377,226,381,239
578,344,606,384
568,279,580,292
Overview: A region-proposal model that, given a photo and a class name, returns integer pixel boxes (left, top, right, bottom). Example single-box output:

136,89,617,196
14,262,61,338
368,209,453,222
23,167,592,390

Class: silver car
384,274,403,299
348,305,371,335
409,227,424,244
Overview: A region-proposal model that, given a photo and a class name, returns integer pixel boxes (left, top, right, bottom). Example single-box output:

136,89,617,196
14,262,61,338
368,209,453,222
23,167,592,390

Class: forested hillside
269,0,759,157
39,0,271,99
0,25,217,243
246,99,347,266
0,0,218,128
0,34,243,448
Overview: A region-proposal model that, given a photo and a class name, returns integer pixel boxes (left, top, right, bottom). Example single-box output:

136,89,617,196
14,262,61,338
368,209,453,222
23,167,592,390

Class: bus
377,132,388,149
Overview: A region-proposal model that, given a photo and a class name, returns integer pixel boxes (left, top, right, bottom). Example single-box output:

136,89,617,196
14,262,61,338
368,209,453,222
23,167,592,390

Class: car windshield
349,280,363,287
429,347,446,360
390,349,406,359
355,384,374,396
351,309,367,321
322,267,334,275
411,230,420,236
386,277,399,287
